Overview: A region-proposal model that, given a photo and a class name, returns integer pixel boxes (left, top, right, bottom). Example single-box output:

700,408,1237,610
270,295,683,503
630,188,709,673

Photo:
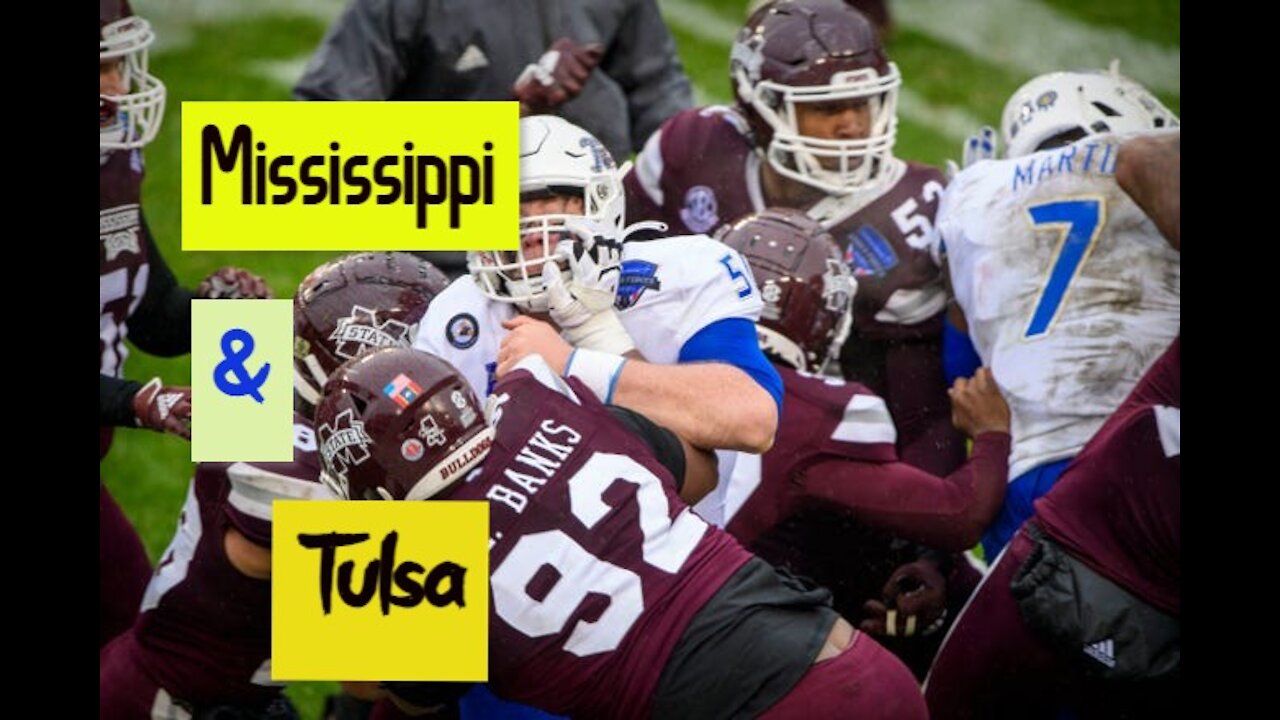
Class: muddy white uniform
414,234,770,526
935,131,1180,482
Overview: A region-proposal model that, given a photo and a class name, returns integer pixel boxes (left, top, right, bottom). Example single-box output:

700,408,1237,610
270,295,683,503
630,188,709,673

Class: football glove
544,226,635,355
132,377,192,440
513,38,604,114
859,558,948,638
197,267,273,300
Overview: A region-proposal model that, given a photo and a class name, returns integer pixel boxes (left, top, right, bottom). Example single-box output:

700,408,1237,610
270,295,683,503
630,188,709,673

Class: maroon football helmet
717,208,856,372
293,252,450,416
314,347,492,502
731,0,900,194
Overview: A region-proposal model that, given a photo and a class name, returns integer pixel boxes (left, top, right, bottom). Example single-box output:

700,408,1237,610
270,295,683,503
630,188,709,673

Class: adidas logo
1083,638,1116,668
455,45,489,72
156,392,184,421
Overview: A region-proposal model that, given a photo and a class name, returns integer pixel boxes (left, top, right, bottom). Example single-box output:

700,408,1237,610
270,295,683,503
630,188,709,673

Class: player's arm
1115,131,1180,250
801,368,1011,550
292,0,423,100
127,213,193,357
604,341,780,454
497,317,782,454
223,527,271,579
100,374,142,427
606,405,719,505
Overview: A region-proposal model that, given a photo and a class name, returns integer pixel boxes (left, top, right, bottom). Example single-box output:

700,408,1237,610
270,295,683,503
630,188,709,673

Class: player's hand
544,226,635,355
197,267,273,299
496,315,573,378
513,38,604,114
947,126,999,180
963,126,998,168
132,377,192,440
949,367,1010,437
547,226,623,325
859,559,948,638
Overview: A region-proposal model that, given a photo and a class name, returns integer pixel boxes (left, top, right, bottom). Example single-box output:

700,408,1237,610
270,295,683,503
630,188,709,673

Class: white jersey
936,132,1180,480
414,234,765,526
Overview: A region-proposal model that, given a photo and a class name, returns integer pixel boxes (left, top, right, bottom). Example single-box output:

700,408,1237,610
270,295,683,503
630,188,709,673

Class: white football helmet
1000,61,1179,159
469,115,628,313
732,0,901,196
100,0,166,151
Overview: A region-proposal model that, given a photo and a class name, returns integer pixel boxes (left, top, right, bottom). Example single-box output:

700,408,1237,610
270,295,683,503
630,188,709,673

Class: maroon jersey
625,105,948,340
625,107,962,475
727,364,1007,550
100,148,150,380
130,414,325,705
445,364,754,719
726,364,1008,622
1034,336,1180,616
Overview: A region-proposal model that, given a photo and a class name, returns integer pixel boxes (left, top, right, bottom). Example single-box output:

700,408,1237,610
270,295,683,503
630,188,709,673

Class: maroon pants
923,529,1069,719
100,483,153,649
758,631,927,720
101,629,168,719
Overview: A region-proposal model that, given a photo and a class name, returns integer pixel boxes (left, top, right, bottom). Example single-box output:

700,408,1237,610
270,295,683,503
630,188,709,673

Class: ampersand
213,328,270,404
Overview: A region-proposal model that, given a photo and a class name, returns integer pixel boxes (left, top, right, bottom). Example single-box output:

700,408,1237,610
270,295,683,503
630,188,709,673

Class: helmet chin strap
757,326,809,373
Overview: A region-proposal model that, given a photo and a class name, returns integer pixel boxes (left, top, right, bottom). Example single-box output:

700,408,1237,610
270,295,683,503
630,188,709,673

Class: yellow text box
182,102,519,252
192,299,294,462
272,501,489,681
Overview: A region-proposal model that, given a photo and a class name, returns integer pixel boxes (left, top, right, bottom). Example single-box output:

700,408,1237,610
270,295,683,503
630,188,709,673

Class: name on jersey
484,419,583,545
1011,141,1117,193
297,530,467,615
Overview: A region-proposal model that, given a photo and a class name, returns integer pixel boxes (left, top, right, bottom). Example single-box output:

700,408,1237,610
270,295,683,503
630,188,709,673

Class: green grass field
104,1,1178,716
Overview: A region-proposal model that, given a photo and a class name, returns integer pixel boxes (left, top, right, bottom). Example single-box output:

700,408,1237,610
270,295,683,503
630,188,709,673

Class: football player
99,0,272,648
99,414,332,720
924,329,1180,719
624,0,965,478
100,253,449,719
716,208,1011,676
315,346,928,719
413,114,783,528
934,65,1180,558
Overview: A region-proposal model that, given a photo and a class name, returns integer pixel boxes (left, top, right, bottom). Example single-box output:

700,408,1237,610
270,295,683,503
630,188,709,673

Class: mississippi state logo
329,306,414,360
446,313,479,349
318,409,374,496
680,185,720,234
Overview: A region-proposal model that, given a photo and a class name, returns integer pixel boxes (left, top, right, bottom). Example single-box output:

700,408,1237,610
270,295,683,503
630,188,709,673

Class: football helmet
1001,61,1179,159
731,0,901,195
468,115,628,314
293,252,450,415
717,207,856,372
314,348,491,502
100,0,165,151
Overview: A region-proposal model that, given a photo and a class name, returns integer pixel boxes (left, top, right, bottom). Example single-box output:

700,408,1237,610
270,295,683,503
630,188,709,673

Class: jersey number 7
1025,198,1105,338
